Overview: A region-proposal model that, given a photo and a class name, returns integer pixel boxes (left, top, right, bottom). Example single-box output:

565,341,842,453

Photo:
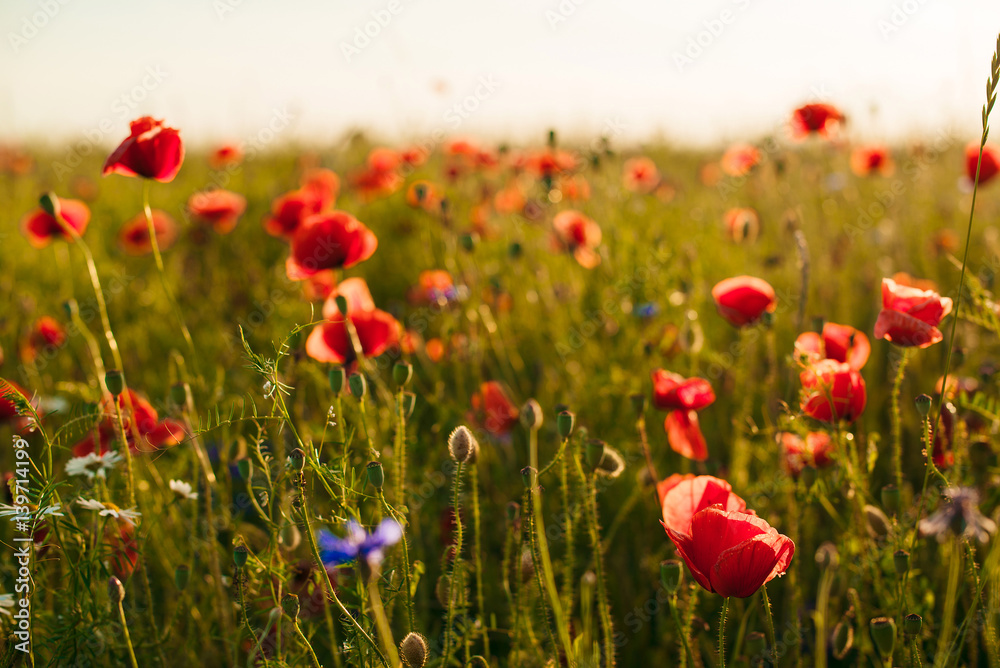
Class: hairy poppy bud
329,366,345,395
393,362,413,388
349,373,367,398
282,593,300,620
557,410,575,439
660,559,683,594
435,574,451,607
108,576,125,604
39,191,60,218
234,544,249,570
520,399,542,430
104,370,124,397
367,461,384,490
869,617,896,659
289,448,305,471
881,484,900,516
448,426,478,463
174,564,190,592
904,613,922,636
893,550,909,578
915,393,932,417
399,632,428,668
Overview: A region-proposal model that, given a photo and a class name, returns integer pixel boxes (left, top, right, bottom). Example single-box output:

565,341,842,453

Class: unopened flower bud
832,618,854,660
39,192,60,218
393,362,413,387
459,233,477,252
660,559,683,594
348,373,367,398
435,574,451,607
329,366,345,394
400,632,429,668
282,593,300,619
881,484,900,516
585,439,606,472
174,564,190,591
234,544,249,570
236,458,253,481
289,448,305,471
893,550,909,578
401,392,416,418
508,242,522,258
521,466,537,489
915,393,932,417
505,502,520,523
367,461,384,489
448,426,478,463
108,576,124,604
869,617,896,659
104,370,124,397
334,295,349,316
557,410,575,439
520,399,542,430
904,613,922,636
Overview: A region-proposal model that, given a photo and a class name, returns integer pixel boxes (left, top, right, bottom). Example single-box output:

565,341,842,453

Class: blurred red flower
850,145,893,177
723,208,760,244
780,431,834,475
72,389,185,456
21,316,66,363
664,505,794,598
301,168,340,210
119,209,178,256
622,157,660,194
712,276,776,327
660,475,746,535
794,322,870,370
264,189,325,239
306,278,400,365
799,359,866,423
209,143,243,169
720,143,760,177
187,189,247,234
552,210,601,268
103,117,184,182
873,277,953,348
790,103,844,140
652,370,715,461
286,211,378,280
21,197,90,248
966,143,999,186
471,381,519,436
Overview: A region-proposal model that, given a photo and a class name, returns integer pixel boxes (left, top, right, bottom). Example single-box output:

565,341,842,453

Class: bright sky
2,0,999,148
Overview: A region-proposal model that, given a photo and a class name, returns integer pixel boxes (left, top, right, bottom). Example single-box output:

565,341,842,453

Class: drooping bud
893,550,909,578
401,392,417,418
904,613,922,636
236,458,253,481
282,593,300,620
348,373,367,398
329,366,345,395
831,617,854,660
104,370,124,397
39,192,60,218
289,448,305,471
468,657,490,668
234,544,249,570
399,632,429,668
660,559,683,594
881,484,900,516
557,411,575,439
448,426,478,463
108,576,125,604
393,362,413,388
520,399,542,430
367,461,384,490
915,393,932,417
869,617,896,660
174,564,190,591
334,295,349,316
585,439,606,472
505,501,520,523
595,444,625,479
815,542,839,570
864,504,891,538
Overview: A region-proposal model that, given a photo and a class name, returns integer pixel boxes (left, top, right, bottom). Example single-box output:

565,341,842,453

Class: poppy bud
557,411,575,439
468,657,490,668
864,505,891,538
274,594,297,622
329,366,345,395
401,392,416,418
334,295,349,316
435,574,451,607
595,445,625,479
869,617,896,659
815,542,839,569
904,613,922,636
521,466,537,489
629,393,646,416
746,631,767,659
104,370,124,397
367,461,384,489
520,399,543,430
39,192,60,218
289,448,305,471
448,426,478,463
236,458,253,481
915,393,932,417
170,382,189,407
459,233,477,252
349,373,367,398
585,439,606,472
660,559,683,594
234,544,249,570
893,550,909,578
508,242,522,258
174,564,190,591
393,362,413,388
505,501,520,523
831,618,854,660
399,632,429,668
760,310,775,328
108,576,125,604
881,484,901,516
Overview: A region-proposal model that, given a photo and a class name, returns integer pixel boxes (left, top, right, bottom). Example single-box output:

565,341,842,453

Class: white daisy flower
75,499,141,525
0,594,14,617
65,451,123,481
168,479,198,500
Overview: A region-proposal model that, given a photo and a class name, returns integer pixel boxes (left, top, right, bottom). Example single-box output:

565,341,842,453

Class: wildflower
264,188,326,239
470,381,519,437
651,370,715,461
209,142,243,169
168,479,198,500
65,451,123,481
850,145,893,177
799,359,866,423
187,189,247,234
286,211,378,280
317,519,402,568
874,277,953,348
723,208,760,244
919,487,997,543
305,278,401,365
21,196,90,248
622,157,660,194
790,103,844,139
77,498,142,525
712,276,776,327
301,168,341,209
720,143,761,177
966,143,999,186
70,389,185,455
664,505,794,598
20,316,66,363
552,210,602,268
659,475,746,535
103,117,184,182
794,322,871,370
780,431,835,475
118,209,178,255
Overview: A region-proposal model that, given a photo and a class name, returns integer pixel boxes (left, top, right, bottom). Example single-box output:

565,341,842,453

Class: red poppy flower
794,322,870,370
408,270,455,304
72,389,185,455
264,189,325,239
119,209,178,256
720,143,761,177
651,370,715,411
21,316,66,363
187,189,247,234
306,279,400,365
445,139,479,158
799,359,866,423
21,198,90,248
850,145,893,177
790,103,844,140
723,208,760,244
780,432,834,475
873,277,953,348
664,410,709,461
623,157,660,194
103,117,184,182
209,143,243,169
891,272,939,293
286,211,378,280
302,270,338,302
527,149,577,179
494,183,526,215
406,180,442,212
712,276,776,327
660,475,746,535
471,381,519,436
966,143,999,186
558,175,591,201
664,505,794,598
0,379,30,422
108,519,139,581
301,168,340,210
400,146,428,167
552,210,601,268
367,147,402,172
351,167,403,200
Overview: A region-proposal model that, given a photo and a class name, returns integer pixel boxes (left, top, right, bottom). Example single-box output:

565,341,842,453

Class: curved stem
115,597,141,668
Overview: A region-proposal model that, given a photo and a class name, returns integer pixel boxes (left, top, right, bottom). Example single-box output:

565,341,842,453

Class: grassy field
2,112,1000,668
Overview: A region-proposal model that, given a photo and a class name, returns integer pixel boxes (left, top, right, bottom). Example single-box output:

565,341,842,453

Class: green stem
115,597,141,668
442,460,465,667
762,584,778,665
378,490,414,632
890,348,911,491
367,573,401,668
470,463,490,660
294,620,323,668
719,597,730,668
670,595,695,667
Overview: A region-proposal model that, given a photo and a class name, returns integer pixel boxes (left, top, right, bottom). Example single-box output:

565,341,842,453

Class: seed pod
399,632,429,668
348,373,367,398
557,410,575,439
367,461,385,490
234,544,249,570
904,613,922,636
520,399,542,430
289,448,305,471
585,439,606,472
328,366,345,395
869,617,896,659
520,466,537,489
915,393,932,417
893,550,909,578
104,370,124,397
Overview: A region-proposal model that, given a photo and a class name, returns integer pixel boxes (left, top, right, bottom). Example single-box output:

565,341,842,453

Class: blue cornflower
635,302,660,318
317,519,402,567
